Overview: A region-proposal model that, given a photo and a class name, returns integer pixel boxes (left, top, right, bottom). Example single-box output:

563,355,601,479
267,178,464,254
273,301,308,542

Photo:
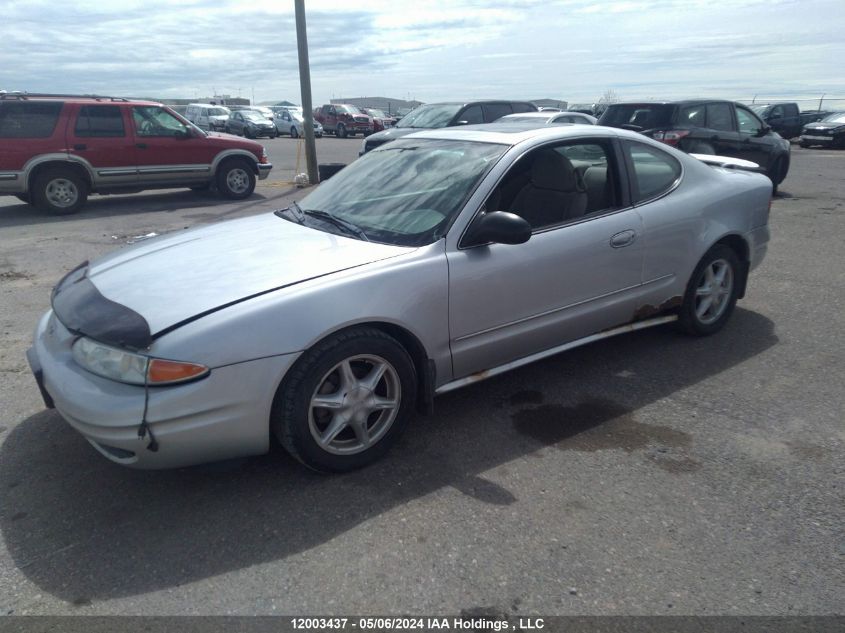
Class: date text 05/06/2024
290,617,546,630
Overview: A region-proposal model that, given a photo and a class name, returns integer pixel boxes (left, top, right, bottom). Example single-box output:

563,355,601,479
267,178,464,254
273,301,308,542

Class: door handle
610,230,636,248
73,144,87,151
136,143,147,149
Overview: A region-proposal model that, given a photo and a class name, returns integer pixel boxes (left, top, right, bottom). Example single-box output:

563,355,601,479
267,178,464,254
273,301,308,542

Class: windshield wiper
274,200,305,224
303,209,370,242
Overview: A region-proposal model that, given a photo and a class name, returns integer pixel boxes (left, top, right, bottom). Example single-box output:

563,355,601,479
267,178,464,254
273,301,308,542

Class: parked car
314,104,373,138
0,94,272,214
250,106,277,122
497,111,597,126
28,124,770,471
184,103,230,132
749,102,829,139
273,107,323,138
363,108,397,132
568,103,600,116
798,111,845,148
360,100,538,154
225,110,278,138
599,100,791,190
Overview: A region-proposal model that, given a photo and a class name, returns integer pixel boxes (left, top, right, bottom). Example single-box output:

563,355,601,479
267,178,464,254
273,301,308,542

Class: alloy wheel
695,259,734,325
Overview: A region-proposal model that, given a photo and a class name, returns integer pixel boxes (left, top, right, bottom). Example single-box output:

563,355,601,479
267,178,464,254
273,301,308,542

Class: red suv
314,104,373,138
0,94,273,214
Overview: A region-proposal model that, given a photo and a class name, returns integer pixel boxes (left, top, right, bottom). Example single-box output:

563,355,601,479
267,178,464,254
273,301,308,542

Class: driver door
446,138,645,378
131,105,213,186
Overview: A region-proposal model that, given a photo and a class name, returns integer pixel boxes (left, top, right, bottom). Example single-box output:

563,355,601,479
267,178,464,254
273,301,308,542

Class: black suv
598,100,791,189
360,100,538,154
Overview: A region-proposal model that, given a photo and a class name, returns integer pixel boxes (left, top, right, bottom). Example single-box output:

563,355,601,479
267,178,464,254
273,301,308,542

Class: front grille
354,117,369,124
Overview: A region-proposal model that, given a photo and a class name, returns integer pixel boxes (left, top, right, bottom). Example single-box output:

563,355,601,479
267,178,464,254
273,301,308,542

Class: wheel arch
713,233,750,298
26,158,93,193
211,149,260,176
284,320,436,416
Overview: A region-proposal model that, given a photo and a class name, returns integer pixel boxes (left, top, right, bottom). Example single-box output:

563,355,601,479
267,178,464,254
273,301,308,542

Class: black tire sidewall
678,244,741,336
33,169,88,215
216,159,256,199
272,329,417,473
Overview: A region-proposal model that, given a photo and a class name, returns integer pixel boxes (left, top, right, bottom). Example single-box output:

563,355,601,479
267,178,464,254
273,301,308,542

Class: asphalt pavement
0,141,842,616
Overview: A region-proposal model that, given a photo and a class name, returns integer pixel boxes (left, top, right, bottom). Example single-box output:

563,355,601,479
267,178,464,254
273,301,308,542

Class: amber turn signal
147,359,209,384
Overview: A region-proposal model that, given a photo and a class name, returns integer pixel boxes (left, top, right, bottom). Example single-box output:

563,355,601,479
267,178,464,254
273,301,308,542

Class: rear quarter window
0,101,63,138
624,141,682,203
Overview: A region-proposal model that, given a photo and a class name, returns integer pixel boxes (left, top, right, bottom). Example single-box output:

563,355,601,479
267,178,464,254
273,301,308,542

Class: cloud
1,0,843,106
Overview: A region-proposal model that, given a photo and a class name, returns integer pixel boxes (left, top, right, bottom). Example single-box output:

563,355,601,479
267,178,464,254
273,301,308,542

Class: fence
744,95,845,112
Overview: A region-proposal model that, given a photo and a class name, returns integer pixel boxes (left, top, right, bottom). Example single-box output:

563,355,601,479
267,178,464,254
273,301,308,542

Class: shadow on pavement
0,308,777,603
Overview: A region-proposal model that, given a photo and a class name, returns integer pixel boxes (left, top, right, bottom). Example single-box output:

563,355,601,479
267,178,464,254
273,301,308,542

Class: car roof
0,94,161,107
398,123,628,146
607,99,733,107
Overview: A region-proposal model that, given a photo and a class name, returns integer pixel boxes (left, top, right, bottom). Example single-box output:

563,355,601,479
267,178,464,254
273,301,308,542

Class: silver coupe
27,125,772,471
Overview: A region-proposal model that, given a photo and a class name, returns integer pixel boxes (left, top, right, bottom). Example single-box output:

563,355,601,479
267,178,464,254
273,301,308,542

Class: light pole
295,0,318,185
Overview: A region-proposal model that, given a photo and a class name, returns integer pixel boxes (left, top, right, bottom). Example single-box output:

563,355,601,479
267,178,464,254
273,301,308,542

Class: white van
184,104,230,132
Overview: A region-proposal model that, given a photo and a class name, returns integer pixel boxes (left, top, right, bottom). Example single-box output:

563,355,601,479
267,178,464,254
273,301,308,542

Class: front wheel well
216,154,259,176
305,322,434,415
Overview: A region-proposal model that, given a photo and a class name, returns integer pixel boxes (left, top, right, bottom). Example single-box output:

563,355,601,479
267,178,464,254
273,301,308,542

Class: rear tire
677,244,741,336
216,159,256,199
32,168,88,215
271,327,417,473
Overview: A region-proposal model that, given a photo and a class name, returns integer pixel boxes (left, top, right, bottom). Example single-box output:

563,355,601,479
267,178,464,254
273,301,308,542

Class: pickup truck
749,102,829,139
313,104,373,138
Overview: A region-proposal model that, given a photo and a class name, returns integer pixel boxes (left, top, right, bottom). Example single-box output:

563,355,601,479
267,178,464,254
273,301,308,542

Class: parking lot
0,140,842,615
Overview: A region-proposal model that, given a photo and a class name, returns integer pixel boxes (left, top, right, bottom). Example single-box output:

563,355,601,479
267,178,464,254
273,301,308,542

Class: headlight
72,337,209,385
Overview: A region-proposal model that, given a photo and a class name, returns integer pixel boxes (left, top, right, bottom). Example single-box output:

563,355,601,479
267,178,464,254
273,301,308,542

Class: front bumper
799,134,839,146
257,163,273,180
28,311,299,469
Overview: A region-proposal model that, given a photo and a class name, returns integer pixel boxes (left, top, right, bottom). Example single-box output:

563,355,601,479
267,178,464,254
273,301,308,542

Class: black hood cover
51,262,152,350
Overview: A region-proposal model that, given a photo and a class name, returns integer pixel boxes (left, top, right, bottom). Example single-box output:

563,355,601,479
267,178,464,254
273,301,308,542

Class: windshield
291,138,507,246
822,112,845,123
367,109,387,118
208,107,228,116
243,112,265,122
397,104,462,129
338,105,363,114
749,105,770,115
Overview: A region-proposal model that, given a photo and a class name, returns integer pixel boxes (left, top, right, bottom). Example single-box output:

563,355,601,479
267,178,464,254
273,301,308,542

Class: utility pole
295,0,318,185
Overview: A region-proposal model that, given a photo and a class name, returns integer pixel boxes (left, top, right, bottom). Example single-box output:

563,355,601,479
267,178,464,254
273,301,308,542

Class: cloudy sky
2,0,844,107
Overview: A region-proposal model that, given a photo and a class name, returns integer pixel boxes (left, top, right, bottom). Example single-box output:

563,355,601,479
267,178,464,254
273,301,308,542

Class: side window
679,105,705,127
736,107,763,135
555,115,575,123
483,103,513,122
0,101,63,138
770,105,784,119
75,105,125,137
511,103,535,114
484,140,617,231
784,104,799,117
705,103,734,131
625,141,681,203
132,106,189,137
201,108,208,117
456,105,483,125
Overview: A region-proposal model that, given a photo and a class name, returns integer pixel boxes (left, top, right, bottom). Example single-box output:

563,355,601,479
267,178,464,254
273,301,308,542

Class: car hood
804,122,842,130
366,127,419,144
82,213,413,338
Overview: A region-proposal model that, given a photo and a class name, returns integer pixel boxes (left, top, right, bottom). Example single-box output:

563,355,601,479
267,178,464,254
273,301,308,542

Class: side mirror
175,128,192,139
755,125,771,137
463,211,532,247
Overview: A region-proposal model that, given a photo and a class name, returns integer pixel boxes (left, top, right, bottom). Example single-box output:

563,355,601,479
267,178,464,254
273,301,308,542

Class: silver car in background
27,126,771,472
497,111,598,126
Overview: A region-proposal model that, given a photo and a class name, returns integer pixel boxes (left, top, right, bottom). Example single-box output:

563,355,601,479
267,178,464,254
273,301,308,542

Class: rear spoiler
690,153,763,173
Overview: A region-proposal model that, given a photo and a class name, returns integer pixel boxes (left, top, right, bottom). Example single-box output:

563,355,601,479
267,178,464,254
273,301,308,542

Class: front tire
337,123,347,139
216,159,256,199
677,244,741,336
768,156,788,193
290,126,299,138
271,327,417,473
32,168,88,215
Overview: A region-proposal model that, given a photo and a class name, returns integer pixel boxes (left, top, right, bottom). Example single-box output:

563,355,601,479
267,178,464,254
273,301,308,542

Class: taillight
652,130,691,146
